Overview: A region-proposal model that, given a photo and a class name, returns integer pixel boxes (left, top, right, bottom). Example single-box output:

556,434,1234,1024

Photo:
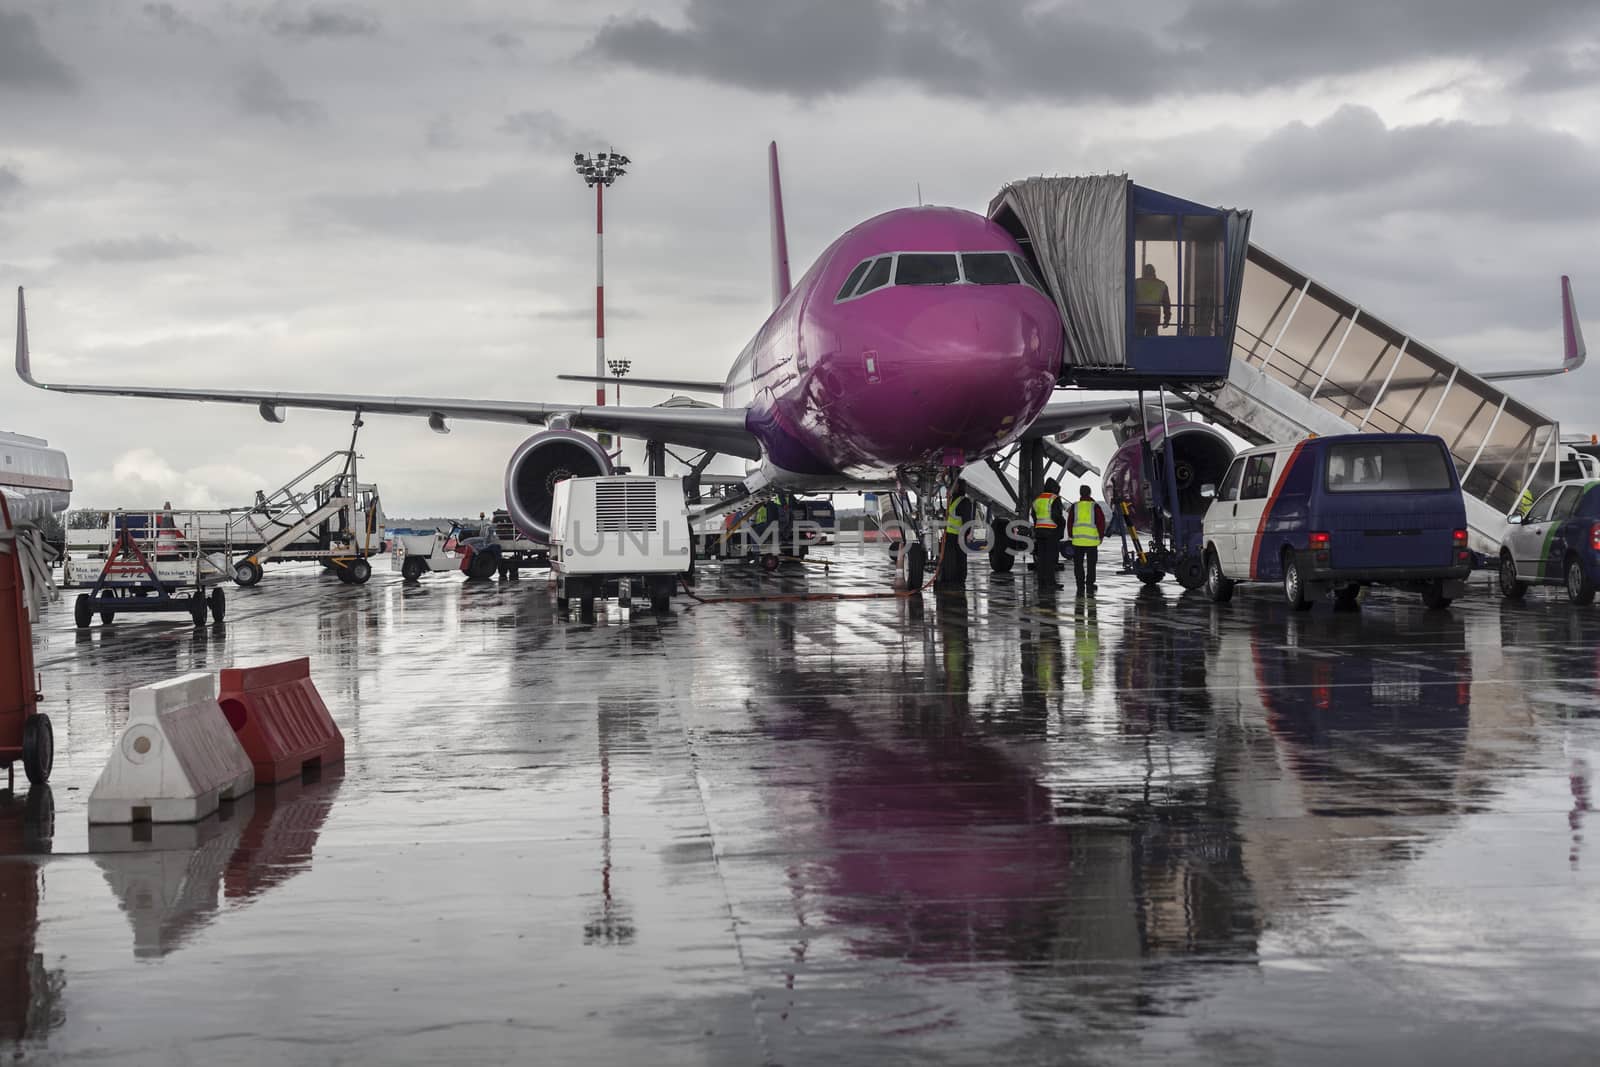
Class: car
1497,479,1600,604
1200,433,1473,611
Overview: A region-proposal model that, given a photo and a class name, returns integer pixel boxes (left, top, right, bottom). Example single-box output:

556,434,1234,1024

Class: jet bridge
1175,244,1567,553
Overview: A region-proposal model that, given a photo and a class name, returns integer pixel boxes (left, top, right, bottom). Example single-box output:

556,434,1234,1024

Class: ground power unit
549,476,692,614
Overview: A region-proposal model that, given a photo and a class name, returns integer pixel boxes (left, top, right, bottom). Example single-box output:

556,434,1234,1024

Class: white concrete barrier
88,672,255,824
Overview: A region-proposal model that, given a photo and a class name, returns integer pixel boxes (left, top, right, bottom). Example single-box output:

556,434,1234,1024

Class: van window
1324,440,1453,493
1215,458,1245,503
1240,454,1277,501
835,260,872,301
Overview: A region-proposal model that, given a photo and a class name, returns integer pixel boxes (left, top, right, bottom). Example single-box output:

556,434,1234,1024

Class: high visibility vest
1135,277,1167,308
1032,493,1058,529
1519,488,1534,516
752,504,767,524
945,495,966,536
1070,499,1101,547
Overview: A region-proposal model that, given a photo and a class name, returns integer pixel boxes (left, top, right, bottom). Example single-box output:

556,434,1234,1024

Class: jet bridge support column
645,440,666,477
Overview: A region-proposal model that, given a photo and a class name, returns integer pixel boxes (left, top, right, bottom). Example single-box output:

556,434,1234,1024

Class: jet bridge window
835,260,873,301
895,253,960,286
960,252,1019,285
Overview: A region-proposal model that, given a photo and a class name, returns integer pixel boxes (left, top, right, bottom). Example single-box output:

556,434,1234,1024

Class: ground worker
1031,478,1065,589
936,479,974,589
1134,263,1171,337
1519,486,1535,517
1070,485,1107,594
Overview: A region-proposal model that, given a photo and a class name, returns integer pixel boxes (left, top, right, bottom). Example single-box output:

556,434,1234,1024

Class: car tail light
1452,528,1468,547
1591,523,1600,551
1309,531,1330,547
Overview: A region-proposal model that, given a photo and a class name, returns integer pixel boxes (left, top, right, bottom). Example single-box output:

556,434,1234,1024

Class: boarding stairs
228,448,370,566
1168,244,1565,555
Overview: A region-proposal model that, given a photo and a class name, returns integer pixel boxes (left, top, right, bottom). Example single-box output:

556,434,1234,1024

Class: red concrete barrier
218,658,344,784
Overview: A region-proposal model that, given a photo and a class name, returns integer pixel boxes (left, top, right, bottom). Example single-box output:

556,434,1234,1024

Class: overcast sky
2,0,1596,515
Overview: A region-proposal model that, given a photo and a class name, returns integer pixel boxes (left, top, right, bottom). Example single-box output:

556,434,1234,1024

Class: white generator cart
550,476,692,615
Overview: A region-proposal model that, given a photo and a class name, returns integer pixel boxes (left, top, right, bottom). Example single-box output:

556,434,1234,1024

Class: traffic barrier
89,672,255,824
218,658,344,784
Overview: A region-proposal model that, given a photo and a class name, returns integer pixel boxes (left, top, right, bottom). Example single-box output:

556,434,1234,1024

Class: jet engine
1102,421,1235,531
504,430,613,540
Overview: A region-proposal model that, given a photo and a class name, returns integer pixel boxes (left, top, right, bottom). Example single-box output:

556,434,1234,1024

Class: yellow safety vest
1135,277,1167,307
752,504,767,524
945,495,966,536
1070,499,1101,547
1519,488,1534,516
1032,493,1058,529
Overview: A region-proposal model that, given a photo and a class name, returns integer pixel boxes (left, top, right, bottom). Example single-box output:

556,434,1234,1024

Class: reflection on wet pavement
1,558,1598,1064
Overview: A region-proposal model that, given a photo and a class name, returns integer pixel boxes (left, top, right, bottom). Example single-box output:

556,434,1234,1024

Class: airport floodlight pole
575,149,629,450
607,358,632,406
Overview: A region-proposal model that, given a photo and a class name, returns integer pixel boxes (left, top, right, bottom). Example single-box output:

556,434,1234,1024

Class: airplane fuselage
723,206,1063,481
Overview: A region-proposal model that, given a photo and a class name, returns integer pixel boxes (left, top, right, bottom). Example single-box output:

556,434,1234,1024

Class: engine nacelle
1102,421,1235,531
504,430,613,540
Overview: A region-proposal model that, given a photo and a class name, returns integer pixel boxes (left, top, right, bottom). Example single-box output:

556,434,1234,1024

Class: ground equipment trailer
550,476,692,614
68,509,228,628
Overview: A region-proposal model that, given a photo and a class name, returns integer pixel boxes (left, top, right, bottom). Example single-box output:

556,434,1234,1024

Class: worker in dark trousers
936,480,974,588
1070,485,1107,594
1031,478,1065,589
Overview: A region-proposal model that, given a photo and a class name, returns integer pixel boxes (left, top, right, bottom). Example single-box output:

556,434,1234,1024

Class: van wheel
1204,551,1234,603
1282,552,1313,611
1421,579,1453,610
1498,553,1527,600
1565,555,1596,605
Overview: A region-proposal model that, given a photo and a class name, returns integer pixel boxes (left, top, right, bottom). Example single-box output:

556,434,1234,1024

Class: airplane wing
1022,397,1137,439
556,373,726,395
15,288,762,459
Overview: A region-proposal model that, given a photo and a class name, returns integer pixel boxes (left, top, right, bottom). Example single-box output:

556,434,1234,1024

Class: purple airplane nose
844,288,1063,467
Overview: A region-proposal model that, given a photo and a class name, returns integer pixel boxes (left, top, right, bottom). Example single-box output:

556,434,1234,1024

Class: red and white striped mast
574,149,629,450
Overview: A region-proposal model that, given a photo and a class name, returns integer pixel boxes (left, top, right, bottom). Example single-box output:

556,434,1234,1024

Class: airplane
14,143,1139,588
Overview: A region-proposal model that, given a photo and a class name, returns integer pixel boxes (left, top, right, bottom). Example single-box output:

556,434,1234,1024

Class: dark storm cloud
235,65,324,124
0,11,77,92
589,0,1600,101
1238,106,1600,222
57,235,203,264
266,4,381,40
499,110,601,150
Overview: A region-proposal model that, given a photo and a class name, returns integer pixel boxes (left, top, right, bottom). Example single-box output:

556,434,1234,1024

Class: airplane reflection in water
717,587,1517,1034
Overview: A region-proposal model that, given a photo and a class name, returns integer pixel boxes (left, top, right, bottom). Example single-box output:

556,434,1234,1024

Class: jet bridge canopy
988,176,1251,388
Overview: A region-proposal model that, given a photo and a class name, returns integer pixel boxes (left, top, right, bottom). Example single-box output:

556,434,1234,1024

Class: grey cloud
0,11,77,93
425,114,459,150
236,65,324,124
143,3,208,36
267,4,381,39
309,171,566,247
499,110,601,150
589,0,1600,102
58,235,204,264
1515,46,1600,92
0,166,20,205
1238,106,1600,223
489,29,522,51
530,306,640,321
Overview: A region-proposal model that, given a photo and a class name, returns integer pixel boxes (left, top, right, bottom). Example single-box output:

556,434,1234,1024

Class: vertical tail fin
1561,274,1586,373
769,141,791,310
15,287,35,386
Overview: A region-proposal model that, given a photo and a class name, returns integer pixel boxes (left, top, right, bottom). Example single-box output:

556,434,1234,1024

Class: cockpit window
961,252,1018,285
1012,255,1047,294
895,253,960,286
835,260,872,301
856,256,893,296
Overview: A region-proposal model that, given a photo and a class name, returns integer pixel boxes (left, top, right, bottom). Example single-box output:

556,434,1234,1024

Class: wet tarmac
2,552,1598,1065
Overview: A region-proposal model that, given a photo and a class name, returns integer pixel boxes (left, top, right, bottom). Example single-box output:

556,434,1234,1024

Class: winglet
769,141,792,310
1562,274,1586,372
15,287,37,387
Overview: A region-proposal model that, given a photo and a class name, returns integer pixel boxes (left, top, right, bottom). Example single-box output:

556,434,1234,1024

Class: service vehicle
549,475,693,614
1200,433,1472,611
1497,479,1600,604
